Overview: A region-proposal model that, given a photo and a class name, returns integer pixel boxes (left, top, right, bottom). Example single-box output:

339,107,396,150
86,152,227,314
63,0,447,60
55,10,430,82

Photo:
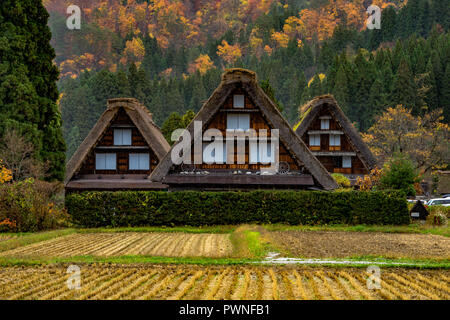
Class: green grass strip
263,223,450,237
76,225,236,234
0,255,447,269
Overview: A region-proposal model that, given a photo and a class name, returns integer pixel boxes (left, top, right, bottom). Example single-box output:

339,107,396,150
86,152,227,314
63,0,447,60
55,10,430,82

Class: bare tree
0,129,47,181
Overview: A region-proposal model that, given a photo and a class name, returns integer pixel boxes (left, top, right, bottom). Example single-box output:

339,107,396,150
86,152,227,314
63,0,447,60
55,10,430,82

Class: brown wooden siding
302,106,370,175
192,90,302,172
77,108,159,175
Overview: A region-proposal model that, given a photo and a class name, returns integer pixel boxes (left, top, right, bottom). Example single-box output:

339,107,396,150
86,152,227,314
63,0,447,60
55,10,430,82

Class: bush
0,178,68,232
380,154,419,196
332,173,351,188
66,190,410,227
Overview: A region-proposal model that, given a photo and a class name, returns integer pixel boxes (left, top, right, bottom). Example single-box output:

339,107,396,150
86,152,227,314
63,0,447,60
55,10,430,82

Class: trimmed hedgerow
65,190,410,227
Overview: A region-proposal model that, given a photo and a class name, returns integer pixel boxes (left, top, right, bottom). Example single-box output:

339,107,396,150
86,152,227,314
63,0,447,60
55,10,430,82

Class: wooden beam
162,173,314,186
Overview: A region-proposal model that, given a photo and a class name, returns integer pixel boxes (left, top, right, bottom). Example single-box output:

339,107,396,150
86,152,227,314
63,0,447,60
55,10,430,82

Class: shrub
332,173,351,188
380,154,419,196
0,178,68,232
427,211,448,226
66,190,410,227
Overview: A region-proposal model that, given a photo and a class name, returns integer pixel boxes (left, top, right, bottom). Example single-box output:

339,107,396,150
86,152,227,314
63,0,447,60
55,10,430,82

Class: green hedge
65,190,410,227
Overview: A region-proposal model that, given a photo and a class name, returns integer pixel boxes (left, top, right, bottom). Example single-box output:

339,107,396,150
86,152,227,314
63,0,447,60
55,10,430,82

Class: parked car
426,198,450,206
441,194,450,198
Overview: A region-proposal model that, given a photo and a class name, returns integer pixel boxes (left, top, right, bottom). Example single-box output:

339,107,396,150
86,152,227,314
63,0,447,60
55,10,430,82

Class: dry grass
0,264,448,300
0,233,233,258
268,230,450,259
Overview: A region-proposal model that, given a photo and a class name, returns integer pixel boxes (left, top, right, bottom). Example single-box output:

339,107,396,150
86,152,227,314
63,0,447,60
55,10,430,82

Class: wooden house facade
65,98,170,191
149,69,338,191
293,95,377,183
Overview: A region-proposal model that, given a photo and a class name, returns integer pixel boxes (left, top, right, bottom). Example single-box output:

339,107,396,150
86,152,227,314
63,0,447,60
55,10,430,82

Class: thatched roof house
293,95,377,183
149,69,338,191
65,98,170,191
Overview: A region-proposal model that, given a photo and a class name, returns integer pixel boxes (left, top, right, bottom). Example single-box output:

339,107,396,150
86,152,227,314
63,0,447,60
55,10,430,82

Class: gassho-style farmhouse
65,68,378,193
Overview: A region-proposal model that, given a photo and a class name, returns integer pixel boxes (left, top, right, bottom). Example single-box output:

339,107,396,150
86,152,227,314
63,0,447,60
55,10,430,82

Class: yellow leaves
217,40,242,65
283,16,305,38
188,54,215,75
307,73,326,87
356,167,383,191
0,160,12,184
123,37,146,66
271,32,289,48
365,105,450,173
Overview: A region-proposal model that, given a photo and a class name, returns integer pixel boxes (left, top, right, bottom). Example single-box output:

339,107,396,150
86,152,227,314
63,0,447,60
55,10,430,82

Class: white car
426,198,450,206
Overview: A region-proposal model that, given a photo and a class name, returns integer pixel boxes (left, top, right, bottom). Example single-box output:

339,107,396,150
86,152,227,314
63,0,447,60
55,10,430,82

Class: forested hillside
44,0,450,158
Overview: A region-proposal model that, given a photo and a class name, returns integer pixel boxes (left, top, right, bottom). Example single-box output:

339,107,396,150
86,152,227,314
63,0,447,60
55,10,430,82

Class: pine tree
0,0,66,180
391,58,417,111
260,79,283,112
441,62,450,122
161,112,183,145
333,65,350,114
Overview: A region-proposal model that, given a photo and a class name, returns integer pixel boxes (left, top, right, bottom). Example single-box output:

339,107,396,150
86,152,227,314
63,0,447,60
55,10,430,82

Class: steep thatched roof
149,68,338,190
294,94,378,171
64,98,170,185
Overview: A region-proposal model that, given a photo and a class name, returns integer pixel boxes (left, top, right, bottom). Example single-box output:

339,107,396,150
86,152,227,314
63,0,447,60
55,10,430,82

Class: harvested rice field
268,231,450,259
0,233,233,258
0,264,448,300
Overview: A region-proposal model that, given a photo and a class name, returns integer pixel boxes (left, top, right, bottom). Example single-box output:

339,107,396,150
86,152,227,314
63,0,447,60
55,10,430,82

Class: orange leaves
122,37,146,67
188,54,215,75
363,105,450,173
0,218,17,232
356,167,383,191
217,40,242,65
283,16,305,39
60,53,96,78
271,31,289,48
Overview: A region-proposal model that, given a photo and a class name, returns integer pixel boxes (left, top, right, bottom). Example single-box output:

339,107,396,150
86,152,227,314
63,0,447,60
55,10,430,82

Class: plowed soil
268,231,450,259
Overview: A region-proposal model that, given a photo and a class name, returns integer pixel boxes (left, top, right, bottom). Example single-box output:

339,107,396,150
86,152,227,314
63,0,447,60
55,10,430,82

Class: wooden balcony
333,168,352,174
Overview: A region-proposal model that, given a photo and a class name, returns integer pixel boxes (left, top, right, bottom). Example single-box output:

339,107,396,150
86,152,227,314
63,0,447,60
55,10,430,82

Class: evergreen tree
391,58,417,112
333,66,350,114
0,0,66,180
260,79,283,112
161,112,183,145
441,62,450,122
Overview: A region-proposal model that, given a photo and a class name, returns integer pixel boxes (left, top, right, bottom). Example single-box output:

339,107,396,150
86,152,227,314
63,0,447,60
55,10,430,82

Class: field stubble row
0,233,233,258
0,264,448,300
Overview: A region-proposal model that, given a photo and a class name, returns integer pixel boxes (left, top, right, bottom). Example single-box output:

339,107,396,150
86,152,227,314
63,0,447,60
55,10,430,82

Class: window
342,156,352,168
129,153,150,170
203,143,226,164
250,142,275,164
227,114,250,131
329,134,341,146
95,153,116,170
332,157,342,168
233,95,245,108
309,134,321,146
114,129,132,145
320,119,330,130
